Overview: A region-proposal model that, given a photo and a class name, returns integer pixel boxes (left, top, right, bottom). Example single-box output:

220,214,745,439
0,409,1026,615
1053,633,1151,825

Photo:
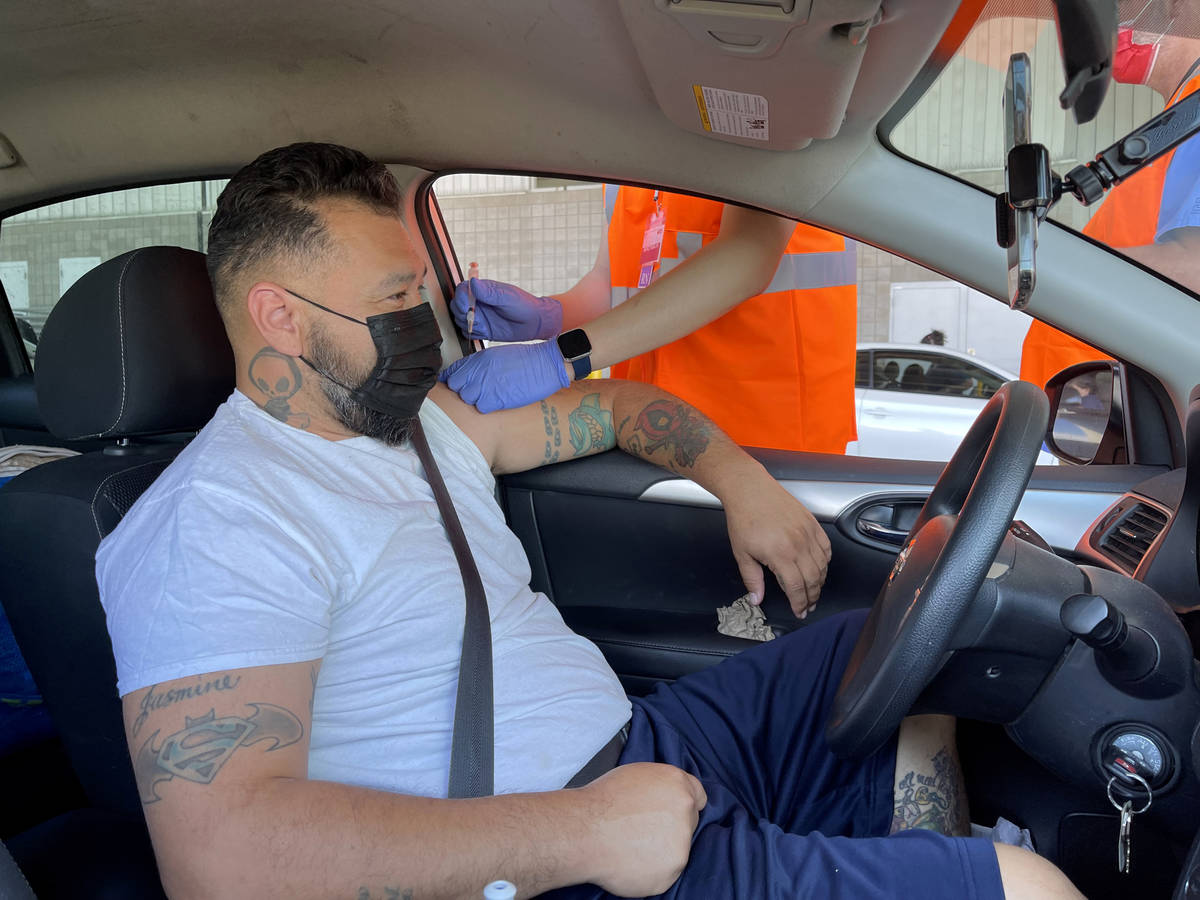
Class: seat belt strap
410,419,494,798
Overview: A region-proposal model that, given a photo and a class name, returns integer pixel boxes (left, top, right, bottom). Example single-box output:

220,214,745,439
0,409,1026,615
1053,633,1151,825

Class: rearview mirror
1044,361,1128,465
1050,0,1116,124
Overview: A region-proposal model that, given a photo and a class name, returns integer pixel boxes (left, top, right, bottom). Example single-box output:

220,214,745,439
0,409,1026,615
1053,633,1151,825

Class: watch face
558,329,591,359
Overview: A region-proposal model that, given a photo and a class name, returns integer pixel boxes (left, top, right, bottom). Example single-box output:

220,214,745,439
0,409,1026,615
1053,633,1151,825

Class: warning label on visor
692,85,769,141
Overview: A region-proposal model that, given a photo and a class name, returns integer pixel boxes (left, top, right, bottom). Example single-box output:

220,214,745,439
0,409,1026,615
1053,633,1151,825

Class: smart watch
556,328,593,381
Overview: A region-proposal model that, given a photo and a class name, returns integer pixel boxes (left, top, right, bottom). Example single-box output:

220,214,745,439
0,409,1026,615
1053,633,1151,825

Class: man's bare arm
436,378,748,479
126,661,704,900
435,379,830,614
1120,229,1200,295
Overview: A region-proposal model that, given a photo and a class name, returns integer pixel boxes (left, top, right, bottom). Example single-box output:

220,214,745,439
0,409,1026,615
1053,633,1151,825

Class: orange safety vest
1020,74,1200,387
604,186,858,453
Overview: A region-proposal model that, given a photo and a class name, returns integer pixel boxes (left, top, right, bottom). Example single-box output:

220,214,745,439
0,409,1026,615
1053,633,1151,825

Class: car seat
879,359,901,389
901,362,927,392
0,246,234,897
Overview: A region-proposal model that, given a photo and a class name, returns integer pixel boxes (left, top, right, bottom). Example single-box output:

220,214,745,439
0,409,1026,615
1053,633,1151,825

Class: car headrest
35,247,235,441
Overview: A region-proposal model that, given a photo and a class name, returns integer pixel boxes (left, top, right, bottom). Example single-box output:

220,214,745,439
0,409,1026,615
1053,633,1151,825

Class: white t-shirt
96,390,631,797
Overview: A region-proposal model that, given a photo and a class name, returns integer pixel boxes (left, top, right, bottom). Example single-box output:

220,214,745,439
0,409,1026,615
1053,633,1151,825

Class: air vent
1098,502,1169,574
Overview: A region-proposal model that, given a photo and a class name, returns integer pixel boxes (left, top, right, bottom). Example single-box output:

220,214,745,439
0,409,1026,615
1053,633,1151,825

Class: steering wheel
826,380,1050,758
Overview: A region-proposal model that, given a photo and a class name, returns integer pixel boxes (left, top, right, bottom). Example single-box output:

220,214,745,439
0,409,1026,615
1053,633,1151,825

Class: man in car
1021,0,1200,386
97,142,1079,900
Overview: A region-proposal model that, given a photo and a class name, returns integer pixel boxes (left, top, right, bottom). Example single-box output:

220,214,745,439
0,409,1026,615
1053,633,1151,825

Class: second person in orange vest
1020,0,1200,387
440,187,859,454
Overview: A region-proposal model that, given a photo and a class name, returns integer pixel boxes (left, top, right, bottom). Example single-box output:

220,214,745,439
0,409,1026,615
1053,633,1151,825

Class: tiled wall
436,186,606,298
436,181,951,342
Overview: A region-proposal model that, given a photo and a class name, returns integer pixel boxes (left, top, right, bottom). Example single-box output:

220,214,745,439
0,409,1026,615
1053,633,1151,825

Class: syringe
465,261,479,339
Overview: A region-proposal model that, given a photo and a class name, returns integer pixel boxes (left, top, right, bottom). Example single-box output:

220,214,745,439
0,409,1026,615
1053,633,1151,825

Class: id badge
637,206,666,289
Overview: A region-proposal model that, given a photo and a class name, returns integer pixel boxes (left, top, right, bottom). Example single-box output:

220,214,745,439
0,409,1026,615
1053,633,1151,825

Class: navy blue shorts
547,609,1004,900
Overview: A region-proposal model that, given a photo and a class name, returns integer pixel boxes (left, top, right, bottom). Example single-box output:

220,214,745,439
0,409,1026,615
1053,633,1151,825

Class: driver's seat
0,246,234,895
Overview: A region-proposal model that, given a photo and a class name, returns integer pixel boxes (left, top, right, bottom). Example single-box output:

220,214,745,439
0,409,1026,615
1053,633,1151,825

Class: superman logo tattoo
134,703,303,804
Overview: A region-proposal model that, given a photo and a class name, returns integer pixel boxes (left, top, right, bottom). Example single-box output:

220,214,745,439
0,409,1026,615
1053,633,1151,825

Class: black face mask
287,287,443,422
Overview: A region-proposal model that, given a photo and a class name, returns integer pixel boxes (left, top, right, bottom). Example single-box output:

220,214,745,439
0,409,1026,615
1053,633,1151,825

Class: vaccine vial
483,880,516,900
465,261,480,338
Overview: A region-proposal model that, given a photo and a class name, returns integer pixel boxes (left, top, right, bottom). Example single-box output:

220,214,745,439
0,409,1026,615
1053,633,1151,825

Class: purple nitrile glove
450,278,563,342
440,339,571,413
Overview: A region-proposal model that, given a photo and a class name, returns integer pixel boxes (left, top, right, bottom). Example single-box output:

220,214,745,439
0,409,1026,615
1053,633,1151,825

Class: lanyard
637,191,667,289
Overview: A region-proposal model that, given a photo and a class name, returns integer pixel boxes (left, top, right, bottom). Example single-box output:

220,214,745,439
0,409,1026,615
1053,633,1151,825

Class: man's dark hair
206,142,402,316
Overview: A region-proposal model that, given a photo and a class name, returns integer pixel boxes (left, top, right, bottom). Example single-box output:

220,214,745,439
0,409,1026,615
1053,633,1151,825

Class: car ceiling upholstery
0,0,962,213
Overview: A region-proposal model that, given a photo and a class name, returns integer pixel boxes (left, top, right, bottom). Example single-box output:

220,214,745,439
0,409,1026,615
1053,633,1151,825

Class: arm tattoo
248,347,312,429
357,888,413,900
889,748,969,836
134,702,303,804
540,399,561,463
567,393,615,455
626,399,711,471
132,674,241,737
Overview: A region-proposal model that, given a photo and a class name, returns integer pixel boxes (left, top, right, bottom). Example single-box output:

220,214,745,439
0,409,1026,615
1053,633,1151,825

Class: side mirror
1044,361,1128,465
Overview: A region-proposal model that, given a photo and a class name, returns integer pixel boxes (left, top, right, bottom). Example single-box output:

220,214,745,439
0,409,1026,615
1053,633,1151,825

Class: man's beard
307,323,415,446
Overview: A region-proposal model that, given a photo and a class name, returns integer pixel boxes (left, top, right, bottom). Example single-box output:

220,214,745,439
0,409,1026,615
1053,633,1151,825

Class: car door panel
637,465,1136,553
504,477,896,694
501,449,1166,693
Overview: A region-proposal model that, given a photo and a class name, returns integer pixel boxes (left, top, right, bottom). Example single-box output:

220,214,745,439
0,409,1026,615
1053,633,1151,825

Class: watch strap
567,354,591,381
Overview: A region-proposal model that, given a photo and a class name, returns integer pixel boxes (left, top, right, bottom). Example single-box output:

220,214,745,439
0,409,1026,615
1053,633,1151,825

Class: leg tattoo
890,746,970,836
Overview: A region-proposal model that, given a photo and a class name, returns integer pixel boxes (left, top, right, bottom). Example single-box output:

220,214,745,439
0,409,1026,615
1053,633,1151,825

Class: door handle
841,498,926,549
855,518,908,545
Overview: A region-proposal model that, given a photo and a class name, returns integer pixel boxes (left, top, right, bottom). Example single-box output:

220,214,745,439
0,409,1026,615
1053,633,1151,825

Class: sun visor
618,0,885,150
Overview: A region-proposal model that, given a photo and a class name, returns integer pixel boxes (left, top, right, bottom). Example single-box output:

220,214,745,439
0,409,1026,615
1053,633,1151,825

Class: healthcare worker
1021,0,1200,386
441,186,858,454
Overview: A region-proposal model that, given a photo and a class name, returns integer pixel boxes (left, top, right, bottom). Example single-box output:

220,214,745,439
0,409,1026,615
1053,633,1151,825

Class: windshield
891,0,1200,295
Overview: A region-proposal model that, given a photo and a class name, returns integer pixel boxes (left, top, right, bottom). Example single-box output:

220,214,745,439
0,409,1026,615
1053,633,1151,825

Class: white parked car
847,343,1056,463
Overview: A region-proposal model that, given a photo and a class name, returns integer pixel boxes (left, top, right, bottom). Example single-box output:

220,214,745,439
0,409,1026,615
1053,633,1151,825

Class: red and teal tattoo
628,399,712,470
568,393,615,455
